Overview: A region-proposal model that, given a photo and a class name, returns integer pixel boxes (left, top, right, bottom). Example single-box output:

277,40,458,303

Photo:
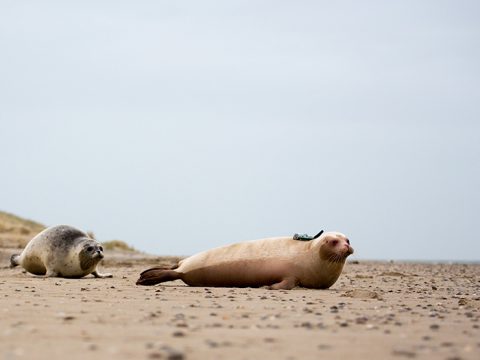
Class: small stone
318,344,332,350
168,351,184,360
440,342,453,347
355,316,368,324
158,346,185,360
300,322,313,329
206,340,219,348
392,349,416,358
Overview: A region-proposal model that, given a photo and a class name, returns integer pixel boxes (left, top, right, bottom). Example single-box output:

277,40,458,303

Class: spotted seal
10,225,112,278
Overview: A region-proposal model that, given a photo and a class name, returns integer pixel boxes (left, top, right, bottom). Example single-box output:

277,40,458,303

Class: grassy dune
0,210,46,248
0,211,136,252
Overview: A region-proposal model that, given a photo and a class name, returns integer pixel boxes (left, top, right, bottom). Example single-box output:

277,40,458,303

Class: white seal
137,232,353,289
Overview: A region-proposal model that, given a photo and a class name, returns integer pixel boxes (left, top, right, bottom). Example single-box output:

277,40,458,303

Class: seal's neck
79,249,101,271
314,257,345,288
308,242,347,288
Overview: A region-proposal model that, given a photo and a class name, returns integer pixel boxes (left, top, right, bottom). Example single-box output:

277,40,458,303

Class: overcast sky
1,1,479,261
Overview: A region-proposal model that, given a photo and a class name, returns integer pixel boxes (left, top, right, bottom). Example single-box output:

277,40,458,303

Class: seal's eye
346,239,350,245
331,240,339,246
99,246,104,252
87,246,94,252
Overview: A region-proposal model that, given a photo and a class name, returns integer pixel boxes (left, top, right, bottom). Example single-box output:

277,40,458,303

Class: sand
1,251,479,360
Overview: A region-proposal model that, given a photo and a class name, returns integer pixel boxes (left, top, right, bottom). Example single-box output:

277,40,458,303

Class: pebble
392,349,416,358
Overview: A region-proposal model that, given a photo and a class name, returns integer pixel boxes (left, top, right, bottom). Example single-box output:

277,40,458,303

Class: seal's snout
344,243,353,253
346,245,354,255
344,238,353,256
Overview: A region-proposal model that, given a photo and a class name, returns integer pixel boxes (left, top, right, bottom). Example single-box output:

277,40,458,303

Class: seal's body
10,225,112,278
137,232,353,289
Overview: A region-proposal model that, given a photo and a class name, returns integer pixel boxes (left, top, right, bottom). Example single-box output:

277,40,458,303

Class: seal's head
79,240,105,271
318,232,354,263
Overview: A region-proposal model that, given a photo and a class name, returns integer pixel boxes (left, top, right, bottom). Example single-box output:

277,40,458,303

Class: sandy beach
1,1,479,358
1,248,479,360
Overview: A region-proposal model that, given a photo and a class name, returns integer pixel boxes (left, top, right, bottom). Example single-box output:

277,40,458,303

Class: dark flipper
136,267,182,286
10,254,20,268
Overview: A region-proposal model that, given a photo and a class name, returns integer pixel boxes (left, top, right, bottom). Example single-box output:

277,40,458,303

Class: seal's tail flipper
136,267,181,286
10,254,20,268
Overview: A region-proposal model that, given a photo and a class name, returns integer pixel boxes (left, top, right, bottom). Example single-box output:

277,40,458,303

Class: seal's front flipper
92,270,113,278
268,277,298,290
45,269,59,277
136,268,181,286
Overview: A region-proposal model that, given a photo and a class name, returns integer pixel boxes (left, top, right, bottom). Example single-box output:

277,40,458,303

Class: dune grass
0,210,46,235
0,211,46,247
101,240,137,252
0,211,137,252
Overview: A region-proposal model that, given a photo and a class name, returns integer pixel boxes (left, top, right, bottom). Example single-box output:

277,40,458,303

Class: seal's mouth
336,246,353,260
93,251,104,259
